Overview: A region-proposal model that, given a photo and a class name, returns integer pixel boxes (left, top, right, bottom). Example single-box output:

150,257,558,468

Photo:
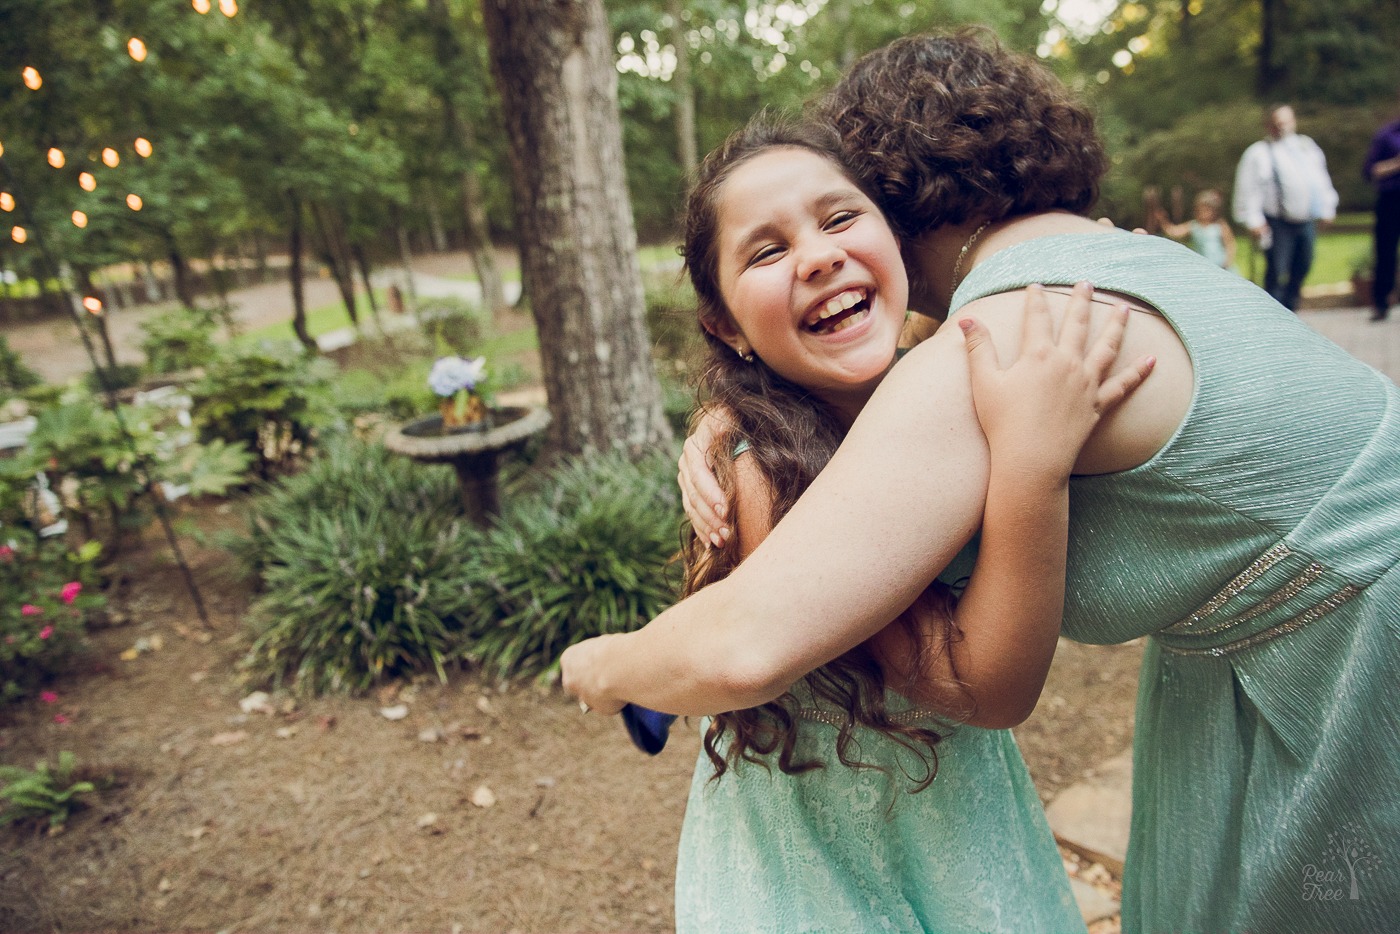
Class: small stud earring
735,345,754,363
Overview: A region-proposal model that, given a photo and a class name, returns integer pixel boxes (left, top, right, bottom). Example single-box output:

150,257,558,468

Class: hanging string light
134,137,153,157
219,0,238,16
128,38,148,62
82,297,103,315
192,0,211,12
10,227,26,244
126,194,143,211
47,147,66,168
0,193,13,212
79,172,96,191
71,210,88,228
102,147,120,167
22,67,42,91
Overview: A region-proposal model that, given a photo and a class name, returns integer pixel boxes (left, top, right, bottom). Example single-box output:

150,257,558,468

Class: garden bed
0,498,1139,932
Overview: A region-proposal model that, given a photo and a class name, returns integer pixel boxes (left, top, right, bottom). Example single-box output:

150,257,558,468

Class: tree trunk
286,195,318,353
164,235,197,310
482,0,671,456
668,0,697,182
1257,0,1282,97
310,203,360,330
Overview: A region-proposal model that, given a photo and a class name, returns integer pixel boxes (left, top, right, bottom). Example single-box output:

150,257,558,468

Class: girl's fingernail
1144,355,1157,367
1076,280,1093,291
719,527,731,542
958,318,974,333
714,503,727,519
710,533,723,548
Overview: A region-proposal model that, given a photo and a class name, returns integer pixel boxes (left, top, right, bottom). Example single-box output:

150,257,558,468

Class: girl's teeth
826,309,869,333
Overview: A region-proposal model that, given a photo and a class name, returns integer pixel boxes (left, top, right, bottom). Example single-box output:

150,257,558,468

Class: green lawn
233,291,389,345
1234,229,1371,288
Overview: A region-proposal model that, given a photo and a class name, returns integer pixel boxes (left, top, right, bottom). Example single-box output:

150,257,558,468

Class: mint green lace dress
953,232,1400,934
674,692,1083,933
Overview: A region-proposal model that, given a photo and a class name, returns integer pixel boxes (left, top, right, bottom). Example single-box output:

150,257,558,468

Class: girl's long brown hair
679,114,970,792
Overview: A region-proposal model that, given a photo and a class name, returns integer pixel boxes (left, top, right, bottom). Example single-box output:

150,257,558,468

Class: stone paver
1070,877,1121,925
1046,748,1133,874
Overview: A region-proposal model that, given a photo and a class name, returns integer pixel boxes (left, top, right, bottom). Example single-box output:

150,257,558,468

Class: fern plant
0,752,95,831
465,451,683,680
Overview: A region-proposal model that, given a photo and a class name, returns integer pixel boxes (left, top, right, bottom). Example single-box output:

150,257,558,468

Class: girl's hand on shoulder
958,281,1155,483
560,634,628,716
678,406,733,548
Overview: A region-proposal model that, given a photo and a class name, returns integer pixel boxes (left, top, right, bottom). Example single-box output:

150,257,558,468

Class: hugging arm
561,286,1149,718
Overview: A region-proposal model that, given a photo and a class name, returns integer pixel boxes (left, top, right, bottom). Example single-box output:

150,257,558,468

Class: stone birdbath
383,405,550,525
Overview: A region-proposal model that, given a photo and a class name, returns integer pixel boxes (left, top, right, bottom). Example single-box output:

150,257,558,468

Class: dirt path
9,250,514,385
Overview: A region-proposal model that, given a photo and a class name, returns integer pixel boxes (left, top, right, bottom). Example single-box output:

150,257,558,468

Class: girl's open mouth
805,289,871,334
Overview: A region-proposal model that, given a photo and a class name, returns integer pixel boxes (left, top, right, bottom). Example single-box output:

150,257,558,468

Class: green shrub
0,336,42,397
81,363,143,395
189,341,334,478
0,532,103,705
464,451,683,680
0,751,95,832
239,436,484,693
644,269,703,368
139,307,219,375
416,296,488,356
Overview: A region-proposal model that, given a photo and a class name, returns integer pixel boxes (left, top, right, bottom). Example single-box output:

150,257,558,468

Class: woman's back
955,229,1400,933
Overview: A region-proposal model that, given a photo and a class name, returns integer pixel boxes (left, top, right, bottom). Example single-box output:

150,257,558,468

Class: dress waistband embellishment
1158,539,1365,657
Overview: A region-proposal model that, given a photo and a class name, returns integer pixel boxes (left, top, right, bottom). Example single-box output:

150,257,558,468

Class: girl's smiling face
709,147,909,422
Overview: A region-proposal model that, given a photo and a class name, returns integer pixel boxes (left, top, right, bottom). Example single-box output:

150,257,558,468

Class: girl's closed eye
748,243,785,267
824,210,860,231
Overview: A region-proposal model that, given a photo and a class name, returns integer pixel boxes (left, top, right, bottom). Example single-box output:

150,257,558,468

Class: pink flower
53,713,70,724
0,545,12,560
39,691,58,704
61,582,82,605
21,604,42,616
39,625,53,640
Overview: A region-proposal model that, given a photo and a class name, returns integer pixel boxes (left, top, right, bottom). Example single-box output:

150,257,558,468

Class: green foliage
464,451,682,681
0,752,96,831
239,437,482,693
643,266,702,367
0,531,103,705
416,297,489,357
0,338,42,398
189,342,334,478
81,364,144,395
139,308,220,375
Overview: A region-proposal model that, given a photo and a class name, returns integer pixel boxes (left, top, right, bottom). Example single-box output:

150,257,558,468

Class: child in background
1157,189,1236,270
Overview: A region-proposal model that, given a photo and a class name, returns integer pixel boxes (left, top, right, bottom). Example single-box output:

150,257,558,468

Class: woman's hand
678,407,733,548
560,634,629,716
958,281,1155,483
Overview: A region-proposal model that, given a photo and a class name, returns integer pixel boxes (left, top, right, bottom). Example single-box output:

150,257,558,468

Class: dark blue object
621,703,677,755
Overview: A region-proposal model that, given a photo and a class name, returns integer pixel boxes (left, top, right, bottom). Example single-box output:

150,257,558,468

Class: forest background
3,0,1398,322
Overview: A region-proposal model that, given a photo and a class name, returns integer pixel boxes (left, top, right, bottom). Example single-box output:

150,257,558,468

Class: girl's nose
795,235,846,280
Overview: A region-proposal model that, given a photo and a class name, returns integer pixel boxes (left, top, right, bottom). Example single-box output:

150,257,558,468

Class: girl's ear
703,314,751,359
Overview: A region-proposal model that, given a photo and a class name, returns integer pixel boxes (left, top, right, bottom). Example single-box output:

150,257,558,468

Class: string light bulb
82,297,103,315
79,172,96,192
10,226,26,244
102,147,120,167
126,194,143,211
128,38,148,62
47,148,65,168
134,137,153,157
219,0,238,16
22,67,42,90
193,0,211,12
0,193,12,212
72,210,88,228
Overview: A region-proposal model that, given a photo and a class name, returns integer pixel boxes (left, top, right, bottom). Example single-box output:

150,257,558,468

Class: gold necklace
948,221,991,307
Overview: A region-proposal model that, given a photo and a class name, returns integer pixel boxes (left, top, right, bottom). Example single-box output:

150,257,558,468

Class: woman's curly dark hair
679,112,969,793
813,29,1107,241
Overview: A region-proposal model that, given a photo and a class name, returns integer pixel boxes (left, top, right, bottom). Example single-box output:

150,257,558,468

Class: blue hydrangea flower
427,356,487,397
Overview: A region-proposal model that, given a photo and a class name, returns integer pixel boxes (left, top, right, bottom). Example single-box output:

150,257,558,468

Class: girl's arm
872,285,1149,727
562,284,1152,718
1220,221,1237,268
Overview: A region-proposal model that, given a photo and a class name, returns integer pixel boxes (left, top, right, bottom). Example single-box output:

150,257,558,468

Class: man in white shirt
1232,104,1339,311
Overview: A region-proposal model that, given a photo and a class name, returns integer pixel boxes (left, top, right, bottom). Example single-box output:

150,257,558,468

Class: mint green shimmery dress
953,232,1400,934
674,696,1083,933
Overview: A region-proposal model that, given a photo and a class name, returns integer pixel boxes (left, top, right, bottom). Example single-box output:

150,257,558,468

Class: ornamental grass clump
239,436,484,693
464,451,683,680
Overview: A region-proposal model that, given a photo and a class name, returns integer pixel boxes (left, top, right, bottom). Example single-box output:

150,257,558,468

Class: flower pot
439,393,487,431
